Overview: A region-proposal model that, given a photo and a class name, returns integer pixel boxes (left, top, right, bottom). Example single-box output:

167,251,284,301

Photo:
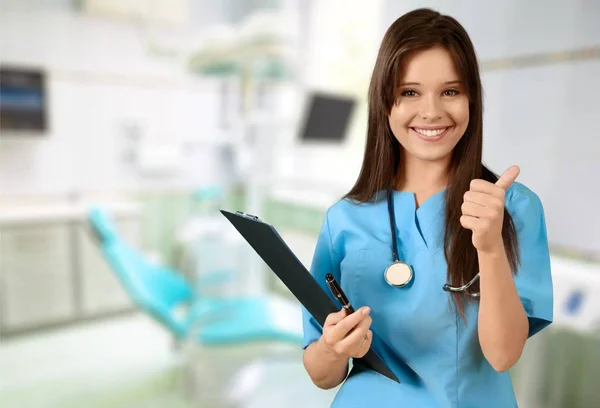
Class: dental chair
86,207,321,407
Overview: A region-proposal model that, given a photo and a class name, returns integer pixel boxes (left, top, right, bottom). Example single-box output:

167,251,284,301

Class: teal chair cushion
194,297,303,346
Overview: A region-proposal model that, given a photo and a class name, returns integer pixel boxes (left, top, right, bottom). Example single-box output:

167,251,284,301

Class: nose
419,94,442,120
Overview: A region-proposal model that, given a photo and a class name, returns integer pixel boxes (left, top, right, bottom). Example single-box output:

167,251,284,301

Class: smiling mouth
411,127,451,137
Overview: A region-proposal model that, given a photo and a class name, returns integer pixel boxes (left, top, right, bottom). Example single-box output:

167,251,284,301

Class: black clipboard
221,209,400,384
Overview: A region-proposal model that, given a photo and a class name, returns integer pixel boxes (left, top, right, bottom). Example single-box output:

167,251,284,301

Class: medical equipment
87,206,303,343
384,192,414,287
385,190,481,297
299,92,356,143
176,187,243,298
442,273,481,298
0,66,48,134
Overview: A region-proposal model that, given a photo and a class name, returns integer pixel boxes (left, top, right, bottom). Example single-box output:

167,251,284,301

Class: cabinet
1,224,75,330
0,202,140,336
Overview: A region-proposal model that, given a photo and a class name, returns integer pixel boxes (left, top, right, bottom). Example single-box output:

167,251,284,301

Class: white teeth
413,128,447,137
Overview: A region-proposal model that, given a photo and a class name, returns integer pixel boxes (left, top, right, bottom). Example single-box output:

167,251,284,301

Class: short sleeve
507,184,554,337
302,210,341,349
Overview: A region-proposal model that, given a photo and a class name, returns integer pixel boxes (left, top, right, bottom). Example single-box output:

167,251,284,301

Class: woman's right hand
318,306,373,360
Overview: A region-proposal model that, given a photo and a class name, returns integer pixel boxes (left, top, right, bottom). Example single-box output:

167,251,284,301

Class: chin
412,148,454,163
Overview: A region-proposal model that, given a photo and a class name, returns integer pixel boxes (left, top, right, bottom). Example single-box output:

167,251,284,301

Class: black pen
325,273,355,314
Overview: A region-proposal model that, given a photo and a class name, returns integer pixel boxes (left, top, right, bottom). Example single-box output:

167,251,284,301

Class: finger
463,191,503,209
460,215,481,230
324,309,348,327
330,307,370,340
461,201,495,218
469,179,505,199
346,313,373,338
355,330,373,358
495,165,520,191
337,315,372,350
362,329,374,353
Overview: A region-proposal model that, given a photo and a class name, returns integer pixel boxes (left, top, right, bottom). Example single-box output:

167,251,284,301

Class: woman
302,8,553,408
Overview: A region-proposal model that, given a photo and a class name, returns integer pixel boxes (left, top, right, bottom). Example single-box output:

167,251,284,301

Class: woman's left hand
460,165,520,253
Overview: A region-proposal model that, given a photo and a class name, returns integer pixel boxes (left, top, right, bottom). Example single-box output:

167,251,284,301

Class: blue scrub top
302,182,553,408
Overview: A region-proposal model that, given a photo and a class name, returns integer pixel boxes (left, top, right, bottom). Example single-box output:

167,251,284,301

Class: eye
400,89,417,97
443,89,460,96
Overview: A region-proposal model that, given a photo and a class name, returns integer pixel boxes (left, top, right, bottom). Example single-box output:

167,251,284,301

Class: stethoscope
384,191,481,298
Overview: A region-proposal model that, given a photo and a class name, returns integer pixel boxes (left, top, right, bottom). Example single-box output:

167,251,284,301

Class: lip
410,126,452,142
411,125,452,130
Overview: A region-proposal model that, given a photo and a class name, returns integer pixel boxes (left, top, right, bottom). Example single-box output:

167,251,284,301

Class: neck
395,150,450,194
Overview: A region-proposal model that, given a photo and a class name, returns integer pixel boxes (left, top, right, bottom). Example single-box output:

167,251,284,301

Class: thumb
495,165,520,191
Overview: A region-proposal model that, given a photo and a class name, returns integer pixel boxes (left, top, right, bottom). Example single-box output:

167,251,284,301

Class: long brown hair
346,8,520,314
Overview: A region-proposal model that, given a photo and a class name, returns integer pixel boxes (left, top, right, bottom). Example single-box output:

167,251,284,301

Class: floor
0,314,335,408
4,312,595,408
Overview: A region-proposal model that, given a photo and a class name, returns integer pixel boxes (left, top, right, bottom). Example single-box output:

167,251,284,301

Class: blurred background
0,0,598,407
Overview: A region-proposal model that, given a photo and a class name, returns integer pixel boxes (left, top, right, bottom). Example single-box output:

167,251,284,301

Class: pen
325,273,355,314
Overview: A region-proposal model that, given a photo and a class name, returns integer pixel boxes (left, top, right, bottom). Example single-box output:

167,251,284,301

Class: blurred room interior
0,0,599,407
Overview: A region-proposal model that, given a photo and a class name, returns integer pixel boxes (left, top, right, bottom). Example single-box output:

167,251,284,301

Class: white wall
482,59,600,255
0,8,229,196
381,1,600,60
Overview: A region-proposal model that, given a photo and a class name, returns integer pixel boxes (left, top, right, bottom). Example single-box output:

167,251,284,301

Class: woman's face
388,47,469,164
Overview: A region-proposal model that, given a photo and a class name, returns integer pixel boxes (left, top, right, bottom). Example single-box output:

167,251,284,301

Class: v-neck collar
390,188,446,250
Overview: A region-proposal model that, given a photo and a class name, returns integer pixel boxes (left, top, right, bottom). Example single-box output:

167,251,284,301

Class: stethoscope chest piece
385,192,414,287
384,261,413,287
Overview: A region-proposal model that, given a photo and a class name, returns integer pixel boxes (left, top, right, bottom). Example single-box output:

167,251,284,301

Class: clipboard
221,209,400,384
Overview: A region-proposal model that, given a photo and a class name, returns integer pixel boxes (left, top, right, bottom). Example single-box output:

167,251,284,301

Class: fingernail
362,307,370,315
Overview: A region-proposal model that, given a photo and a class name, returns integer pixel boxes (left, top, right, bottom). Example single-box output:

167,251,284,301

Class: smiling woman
301,7,553,408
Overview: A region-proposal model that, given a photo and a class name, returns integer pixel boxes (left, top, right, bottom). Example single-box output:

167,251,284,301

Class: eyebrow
400,80,462,86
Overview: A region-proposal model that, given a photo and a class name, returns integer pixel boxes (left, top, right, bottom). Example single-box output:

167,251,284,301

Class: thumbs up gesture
460,166,520,253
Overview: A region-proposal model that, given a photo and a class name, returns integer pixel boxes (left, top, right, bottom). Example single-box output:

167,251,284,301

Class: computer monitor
0,66,48,134
298,91,356,143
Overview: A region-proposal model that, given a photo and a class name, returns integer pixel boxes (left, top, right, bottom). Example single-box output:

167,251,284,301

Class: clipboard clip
235,211,261,221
